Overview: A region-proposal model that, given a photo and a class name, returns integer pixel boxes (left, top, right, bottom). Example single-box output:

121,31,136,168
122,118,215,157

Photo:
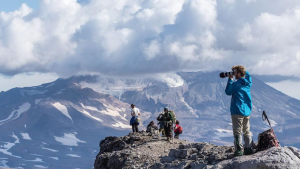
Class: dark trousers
164,123,173,138
174,132,179,139
132,123,139,133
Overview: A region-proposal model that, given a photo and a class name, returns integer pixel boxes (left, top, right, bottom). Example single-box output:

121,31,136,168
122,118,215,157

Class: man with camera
224,65,254,156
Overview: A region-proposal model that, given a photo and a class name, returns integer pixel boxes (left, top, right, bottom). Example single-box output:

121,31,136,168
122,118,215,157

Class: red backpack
174,125,183,134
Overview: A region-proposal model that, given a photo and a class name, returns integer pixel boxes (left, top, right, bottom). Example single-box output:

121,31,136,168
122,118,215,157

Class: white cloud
143,40,161,60
1,0,300,78
237,8,300,76
154,73,185,87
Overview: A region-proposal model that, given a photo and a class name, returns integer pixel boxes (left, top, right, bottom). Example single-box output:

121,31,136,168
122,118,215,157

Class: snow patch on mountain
286,110,297,116
44,83,54,88
77,108,103,122
0,133,21,158
54,89,65,95
213,129,233,139
54,133,86,146
34,165,47,168
52,102,73,123
264,119,278,127
35,99,42,104
67,154,81,158
49,157,58,160
179,96,197,117
100,103,127,120
20,133,31,140
0,102,31,125
26,158,43,162
21,90,47,96
80,103,100,112
81,101,127,121
0,160,9,168
41,146,58,152
112,122,131,129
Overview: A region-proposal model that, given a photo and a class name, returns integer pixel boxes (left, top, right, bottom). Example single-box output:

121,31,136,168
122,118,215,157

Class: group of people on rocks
130,104,183,142
129,65,254,156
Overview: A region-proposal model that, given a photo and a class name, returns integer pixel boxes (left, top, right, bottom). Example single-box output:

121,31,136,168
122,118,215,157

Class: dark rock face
99,136,126,154
94,132,300,169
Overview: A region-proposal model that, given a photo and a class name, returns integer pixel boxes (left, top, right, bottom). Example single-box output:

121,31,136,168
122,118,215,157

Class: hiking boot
244,148,253,155
234,150,244,156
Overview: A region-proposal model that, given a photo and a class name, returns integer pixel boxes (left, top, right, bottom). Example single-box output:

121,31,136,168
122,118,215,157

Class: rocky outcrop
94,132,300,169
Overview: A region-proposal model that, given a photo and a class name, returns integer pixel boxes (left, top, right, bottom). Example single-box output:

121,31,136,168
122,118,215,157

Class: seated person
146,121,158,133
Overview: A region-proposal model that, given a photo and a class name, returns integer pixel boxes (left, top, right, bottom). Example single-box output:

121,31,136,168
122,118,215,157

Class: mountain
0,77,151,168
1,71,300,168
82,71,300,146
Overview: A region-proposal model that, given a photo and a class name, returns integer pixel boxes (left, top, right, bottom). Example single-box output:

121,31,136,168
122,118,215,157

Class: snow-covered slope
0,77,151,168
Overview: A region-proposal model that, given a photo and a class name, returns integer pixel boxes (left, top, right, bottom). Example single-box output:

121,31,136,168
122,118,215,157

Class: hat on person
164,107,168,111
131,104,135,107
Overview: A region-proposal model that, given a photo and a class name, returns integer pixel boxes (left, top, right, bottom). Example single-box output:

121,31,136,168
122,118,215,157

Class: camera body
220,69,235,78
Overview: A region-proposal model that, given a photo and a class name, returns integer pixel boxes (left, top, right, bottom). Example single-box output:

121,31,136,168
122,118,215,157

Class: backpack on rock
256,111,280,152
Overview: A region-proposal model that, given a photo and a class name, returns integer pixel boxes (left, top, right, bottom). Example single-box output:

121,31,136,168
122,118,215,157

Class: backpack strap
168,111,173,121
262,111,275,132
262,111,280,146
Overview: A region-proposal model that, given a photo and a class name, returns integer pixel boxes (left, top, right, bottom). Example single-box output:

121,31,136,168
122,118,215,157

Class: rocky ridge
94,131,300,169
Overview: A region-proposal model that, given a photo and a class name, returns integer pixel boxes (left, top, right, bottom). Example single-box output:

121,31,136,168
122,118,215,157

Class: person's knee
233,131,242,136
243,125,251,136
243,131,252,137
233,128,242,136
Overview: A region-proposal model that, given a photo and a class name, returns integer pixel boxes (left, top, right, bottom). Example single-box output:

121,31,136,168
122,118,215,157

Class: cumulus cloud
153,73,185,87
1,0,300,78
237,8,300,76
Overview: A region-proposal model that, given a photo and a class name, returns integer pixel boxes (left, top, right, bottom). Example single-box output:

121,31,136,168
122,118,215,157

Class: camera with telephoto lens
219,69,235,78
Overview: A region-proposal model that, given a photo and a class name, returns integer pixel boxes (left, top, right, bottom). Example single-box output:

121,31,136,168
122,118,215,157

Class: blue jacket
130,116,139,125
225,71,252,116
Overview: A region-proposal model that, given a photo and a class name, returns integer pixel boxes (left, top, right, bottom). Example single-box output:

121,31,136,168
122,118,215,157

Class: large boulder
94,132,300,169
212,147,300,169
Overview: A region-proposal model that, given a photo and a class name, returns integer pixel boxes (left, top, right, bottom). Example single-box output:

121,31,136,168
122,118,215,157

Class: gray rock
212,147,300,169
94,132,300,169
188,153,197,160
287,146,300,159
161,156,176,163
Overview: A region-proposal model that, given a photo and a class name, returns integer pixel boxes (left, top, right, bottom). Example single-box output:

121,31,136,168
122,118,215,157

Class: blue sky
0,0,39,12
1,0,300,100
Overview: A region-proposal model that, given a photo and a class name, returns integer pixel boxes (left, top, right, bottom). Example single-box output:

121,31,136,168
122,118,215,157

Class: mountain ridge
0,71,300,168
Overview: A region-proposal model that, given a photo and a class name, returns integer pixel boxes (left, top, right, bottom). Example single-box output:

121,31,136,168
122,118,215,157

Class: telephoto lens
219,72,233,78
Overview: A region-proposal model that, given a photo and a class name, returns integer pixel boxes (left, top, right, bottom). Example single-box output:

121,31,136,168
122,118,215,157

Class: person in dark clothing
132,123,139,133
157,113,165,136
146,121,158,133
157,107,173,141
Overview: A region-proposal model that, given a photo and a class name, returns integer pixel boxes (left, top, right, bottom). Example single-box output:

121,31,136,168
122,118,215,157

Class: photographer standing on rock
224,65,254,156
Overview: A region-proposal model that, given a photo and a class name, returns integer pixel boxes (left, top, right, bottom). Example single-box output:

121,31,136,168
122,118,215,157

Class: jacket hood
238,77,251,86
